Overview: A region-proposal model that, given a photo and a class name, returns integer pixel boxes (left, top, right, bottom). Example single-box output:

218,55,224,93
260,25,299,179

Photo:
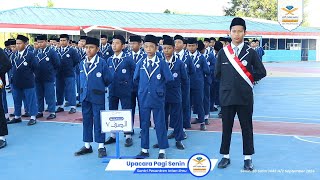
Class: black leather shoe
104,137,116,145
27,119,37,126
200,124,207,131
191,118,201,124
36,113,43,118
244,159,254,171
76,103,81,107
45,109,49,112
153,144,159,148
21,112,30,117
205,119,210,125
183,131,187,139
167,131,175,139
158,153,166,159
98,147,107,158
176,141,185,150
69,108,76,114
218,158,230,169
135,151,149,159
0,140,7,149
9,113,14,117
46,114,56,120
74,146,93,156
7,117,22,124
56,107,64,113
125,138,133,147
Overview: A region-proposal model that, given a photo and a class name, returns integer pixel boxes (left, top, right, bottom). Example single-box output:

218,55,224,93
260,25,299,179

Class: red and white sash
223,45,254,88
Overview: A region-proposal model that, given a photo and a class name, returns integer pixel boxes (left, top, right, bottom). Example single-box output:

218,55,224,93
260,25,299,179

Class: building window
262,39,269,50
278,39,286,50
286,39,293,50
270,39,277,50
309,39,316,50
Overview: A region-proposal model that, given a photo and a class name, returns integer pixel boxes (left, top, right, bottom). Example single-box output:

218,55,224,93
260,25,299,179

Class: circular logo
45,57,50,61
173,72,178,78
157,74,161,80
23,62,28,66
196,64,200,68
207,62,210,66
187,153,211,177
96,72,102,77
106,52,109,55
66,54,70,58
242,60,248,66
122,69,127,74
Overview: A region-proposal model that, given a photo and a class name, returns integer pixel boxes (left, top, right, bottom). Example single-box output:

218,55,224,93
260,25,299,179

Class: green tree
164,9,172,14
33,0,55,8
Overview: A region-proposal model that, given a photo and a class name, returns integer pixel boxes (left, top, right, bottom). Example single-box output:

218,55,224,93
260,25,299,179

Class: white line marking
294,136,320,144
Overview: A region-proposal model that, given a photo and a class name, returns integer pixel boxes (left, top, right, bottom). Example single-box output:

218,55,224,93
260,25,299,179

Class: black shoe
0,140,7,149
74,146,93,156
27,119,37,126
244,159,254,171
9,113,15,117
191,118,201,124
200,124,207,131
7,117,22,124
205,119,210,125
135,151,149,159
76,103,81,107
64,102,70,107
183,131,187,139
104,137,116,145
46,114,56,120
218,111,222,118
125,138,133,147
176,141,185,150
45,109,49,112
167,131,175,139
55,107,64,113
69,108,76,114
36,113,43,118
218,158,230,169
153,144,159,148
98,147,107,158
21,112,30,117
158,153,166,159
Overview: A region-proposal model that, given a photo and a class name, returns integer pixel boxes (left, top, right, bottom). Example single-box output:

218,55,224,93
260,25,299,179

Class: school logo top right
278,0,303,31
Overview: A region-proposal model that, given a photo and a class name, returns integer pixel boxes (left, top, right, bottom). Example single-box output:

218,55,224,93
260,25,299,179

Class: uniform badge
157,74,161,80
196,64,200,68
207,62,210,66
45,57,50,61
173,73,178,78
242,60,248,66
96,72,102,78
122,69,126,74
66,54,70,58
106,52,109,55
23,62,28,66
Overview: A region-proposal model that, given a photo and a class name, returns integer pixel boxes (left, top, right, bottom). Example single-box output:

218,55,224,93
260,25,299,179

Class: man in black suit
0,48,12,149
215,17,266,171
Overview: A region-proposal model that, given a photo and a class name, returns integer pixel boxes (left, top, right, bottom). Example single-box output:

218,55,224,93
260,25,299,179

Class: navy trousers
82,100,105,143
210,80,220,109
36,82,56,113
181,81,191,128
165,102,184,141
190,87,205,123
203,82,211,116
0,89,8,136
56,77,76,106
1,89,8,114
12,87,37,116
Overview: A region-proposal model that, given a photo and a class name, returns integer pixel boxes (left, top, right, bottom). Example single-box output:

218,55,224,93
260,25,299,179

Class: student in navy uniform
198,40,215,125
161,36,187,150
2,41,12,121
74,37,113,158
134,34,173,159
34,35,60,119
4,41,12,58
215,17,266,171
104,35,136,147
209,37,216,54
75,36,87,107
98,35,113,60
187,38,210,131
7,35,38,126
55,34,80,114
128,35,145,131
0,47,12,149
254,40,265,61
173,35,195,139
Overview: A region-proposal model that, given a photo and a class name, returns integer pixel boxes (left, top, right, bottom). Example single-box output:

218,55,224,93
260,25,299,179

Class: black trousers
0,89,8,136
220,104,254,155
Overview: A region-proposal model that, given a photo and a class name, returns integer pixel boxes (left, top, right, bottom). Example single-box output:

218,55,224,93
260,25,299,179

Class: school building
1,6,320,62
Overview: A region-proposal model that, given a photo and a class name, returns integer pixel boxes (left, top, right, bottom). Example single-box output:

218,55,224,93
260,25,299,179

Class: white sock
223,154,230,159
125,134,132,139
110,133,116,138
98,143,104,149
142,148,148,153
31,116,36,120
205,115,209,119
183,128,186,131
84,142,91,149
5,113,9,119
159,149,166,154
0,136,5,141
244,155,251,160
59,105,64,108
195,114,198,119
14,116,20,119
214,105,218,108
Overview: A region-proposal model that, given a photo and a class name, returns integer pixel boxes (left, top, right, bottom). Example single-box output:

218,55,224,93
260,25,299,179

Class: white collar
86,54,97,64
165,55,173,63
147,54,156,65
231,41,245,54
175,49,184,57
132,50,141,56
113,51,123,59
19,49,26,56
189,51,198,57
